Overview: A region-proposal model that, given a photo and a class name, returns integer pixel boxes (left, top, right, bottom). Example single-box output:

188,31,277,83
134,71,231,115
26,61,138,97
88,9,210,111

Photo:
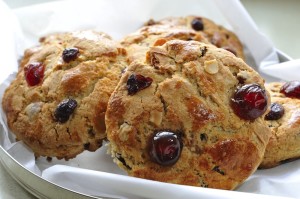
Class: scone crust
260,82,300,168
2,30,127,160
106,40,270,190
121,24,209,64
148,15,245,60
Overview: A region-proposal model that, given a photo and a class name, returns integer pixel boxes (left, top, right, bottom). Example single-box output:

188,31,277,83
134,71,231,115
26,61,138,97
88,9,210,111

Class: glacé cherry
149,131,182,166
280,81,300,99
231,84,268,120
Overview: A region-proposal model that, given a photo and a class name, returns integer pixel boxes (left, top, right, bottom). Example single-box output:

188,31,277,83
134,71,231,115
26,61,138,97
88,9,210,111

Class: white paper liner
0,0,299,198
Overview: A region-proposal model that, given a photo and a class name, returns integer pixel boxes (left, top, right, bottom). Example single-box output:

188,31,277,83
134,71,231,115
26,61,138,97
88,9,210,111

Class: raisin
127,73,153,95
191,18,204,31
62,48,79,63
54,99,77,123
265,102,284,120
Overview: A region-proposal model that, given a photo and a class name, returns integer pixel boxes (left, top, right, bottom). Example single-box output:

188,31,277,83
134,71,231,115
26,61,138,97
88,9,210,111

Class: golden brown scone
260,82,300,168
146,15,245,60
121,24,209,64
105,40,271,190
2,30,127,160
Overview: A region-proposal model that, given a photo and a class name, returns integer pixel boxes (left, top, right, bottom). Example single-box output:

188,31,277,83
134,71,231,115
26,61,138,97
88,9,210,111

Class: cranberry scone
260,81,300,168
2,30,127,160
105,40,271,190
146,15,245,60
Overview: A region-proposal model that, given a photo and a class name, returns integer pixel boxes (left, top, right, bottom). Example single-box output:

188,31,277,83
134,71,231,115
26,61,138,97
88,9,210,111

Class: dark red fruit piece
62,47,79,63
127,73,153,95
191,18,204,31
24,62,45,86
265,102,285,120
280,81,300,99
231,84,268,120
54,99,77,123
149,131,182,166
222,46,237,56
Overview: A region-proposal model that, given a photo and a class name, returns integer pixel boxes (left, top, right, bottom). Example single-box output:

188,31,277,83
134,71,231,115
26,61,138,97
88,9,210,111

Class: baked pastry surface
260,82,300,168
2,30,127,160
106,40,270,189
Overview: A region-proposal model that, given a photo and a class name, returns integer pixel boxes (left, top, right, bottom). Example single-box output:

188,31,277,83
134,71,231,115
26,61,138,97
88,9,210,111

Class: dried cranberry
54,99,77,123
231,84,268,120
127,73,153,95
280,81,300,99
265,102,285,120
62,48,79,63
149,131,182,166
24,62,45,86
191,18,204,31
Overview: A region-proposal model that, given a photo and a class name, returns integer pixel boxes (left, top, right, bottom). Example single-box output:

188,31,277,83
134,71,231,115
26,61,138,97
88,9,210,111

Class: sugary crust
2,30,127,160
106,40,271,189
260,82,300,168
148,15,245,60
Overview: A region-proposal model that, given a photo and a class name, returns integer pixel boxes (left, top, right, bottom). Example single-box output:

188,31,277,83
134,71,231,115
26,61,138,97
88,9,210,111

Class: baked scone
260,81,300,168
121,24,209,64
146,15,245,60
2,30,127,160
105,40,271,190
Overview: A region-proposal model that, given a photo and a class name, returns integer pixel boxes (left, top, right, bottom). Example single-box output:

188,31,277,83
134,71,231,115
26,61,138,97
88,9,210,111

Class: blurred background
3,0,300,59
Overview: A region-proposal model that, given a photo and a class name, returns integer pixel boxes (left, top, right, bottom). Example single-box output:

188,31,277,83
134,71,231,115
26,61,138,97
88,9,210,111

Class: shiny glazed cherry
149,131,182,166
231,84,268,120
280,81,300,99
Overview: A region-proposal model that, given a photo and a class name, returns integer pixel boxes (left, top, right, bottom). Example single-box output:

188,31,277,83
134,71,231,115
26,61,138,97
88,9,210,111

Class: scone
121,24,209,64
105,40,271,190
2,30,127,160
146,15,245,59
260,81,300,168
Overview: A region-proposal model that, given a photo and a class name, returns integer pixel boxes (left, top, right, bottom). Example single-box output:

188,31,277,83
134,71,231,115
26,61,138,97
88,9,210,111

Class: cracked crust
105,40,271,190
146,15,244,60
260,82,300,168
2,30,127,160
121,24,209,64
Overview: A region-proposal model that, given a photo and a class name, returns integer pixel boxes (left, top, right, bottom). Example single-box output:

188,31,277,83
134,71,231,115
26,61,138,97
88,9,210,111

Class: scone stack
2,15,299,191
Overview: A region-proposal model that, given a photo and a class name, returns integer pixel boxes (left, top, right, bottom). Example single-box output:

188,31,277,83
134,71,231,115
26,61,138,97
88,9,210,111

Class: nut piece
119,123,132,141
204,59,219,74
150,110,163,126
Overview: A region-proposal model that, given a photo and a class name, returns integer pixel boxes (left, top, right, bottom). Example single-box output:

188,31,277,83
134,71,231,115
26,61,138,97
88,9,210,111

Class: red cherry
231,84,268,120
280,81,300,99
24,62,45,86
149,131,182,166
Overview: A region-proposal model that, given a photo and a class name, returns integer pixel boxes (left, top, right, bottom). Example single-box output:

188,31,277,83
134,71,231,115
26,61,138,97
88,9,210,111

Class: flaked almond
204,59,219,74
